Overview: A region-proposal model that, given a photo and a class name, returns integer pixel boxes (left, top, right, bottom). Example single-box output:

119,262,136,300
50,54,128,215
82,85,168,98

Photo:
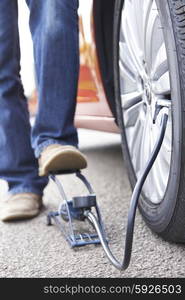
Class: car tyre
114,0,185,242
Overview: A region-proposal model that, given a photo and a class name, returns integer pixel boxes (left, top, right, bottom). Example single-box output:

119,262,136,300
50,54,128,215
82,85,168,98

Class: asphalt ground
0,129,185,278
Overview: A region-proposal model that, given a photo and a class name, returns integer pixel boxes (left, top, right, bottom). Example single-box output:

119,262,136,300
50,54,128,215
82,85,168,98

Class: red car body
76,0,119,133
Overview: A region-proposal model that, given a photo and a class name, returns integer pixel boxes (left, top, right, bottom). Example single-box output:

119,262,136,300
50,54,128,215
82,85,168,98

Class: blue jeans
0,0,79,195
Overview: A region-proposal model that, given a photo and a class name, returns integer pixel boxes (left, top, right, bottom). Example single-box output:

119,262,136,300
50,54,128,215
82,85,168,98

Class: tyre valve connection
153,99,171,124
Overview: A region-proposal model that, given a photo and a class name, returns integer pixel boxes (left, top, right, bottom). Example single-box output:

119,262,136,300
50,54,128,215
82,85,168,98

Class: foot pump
47,105,169,270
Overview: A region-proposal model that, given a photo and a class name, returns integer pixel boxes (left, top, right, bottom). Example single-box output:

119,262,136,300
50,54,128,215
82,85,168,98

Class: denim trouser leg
0,0,48,195
26,0,79,158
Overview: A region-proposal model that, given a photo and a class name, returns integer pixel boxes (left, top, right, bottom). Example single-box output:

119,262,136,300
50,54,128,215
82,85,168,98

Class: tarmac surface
0,129,185,278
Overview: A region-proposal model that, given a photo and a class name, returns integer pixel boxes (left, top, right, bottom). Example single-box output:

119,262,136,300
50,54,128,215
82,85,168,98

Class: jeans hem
8,187,44,196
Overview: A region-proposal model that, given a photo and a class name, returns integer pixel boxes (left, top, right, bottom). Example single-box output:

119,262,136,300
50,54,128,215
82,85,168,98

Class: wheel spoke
147,160,166,201
119,59,136,85
127,118,143,167
122,0,144,52
119,41,137,83
144,3,158,65
143,0,154,36
150,148,170,200
121,8,146,78
152,71,170,95
151,43,170,110
142,123,167,201
121,91,143,110
158,113,172,152
151,43,168,81
124,101,144,128
139,112,152,173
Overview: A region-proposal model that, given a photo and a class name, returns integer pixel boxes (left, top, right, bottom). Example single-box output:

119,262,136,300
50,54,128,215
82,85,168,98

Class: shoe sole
0,209,40,222
39,148,87,176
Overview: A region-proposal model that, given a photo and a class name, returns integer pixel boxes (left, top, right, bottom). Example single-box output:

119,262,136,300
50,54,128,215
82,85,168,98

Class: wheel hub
144,80,152,105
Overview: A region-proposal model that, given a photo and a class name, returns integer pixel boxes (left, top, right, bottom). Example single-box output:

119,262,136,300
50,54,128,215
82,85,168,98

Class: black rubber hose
86,112,169,270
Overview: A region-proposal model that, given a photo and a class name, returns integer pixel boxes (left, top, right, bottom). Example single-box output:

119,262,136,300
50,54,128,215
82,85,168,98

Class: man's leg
0,0,48,196
26,0,80,157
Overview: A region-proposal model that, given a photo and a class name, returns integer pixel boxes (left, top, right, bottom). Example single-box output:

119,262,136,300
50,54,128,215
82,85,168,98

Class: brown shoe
38,144,87,176
0,193,42,222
